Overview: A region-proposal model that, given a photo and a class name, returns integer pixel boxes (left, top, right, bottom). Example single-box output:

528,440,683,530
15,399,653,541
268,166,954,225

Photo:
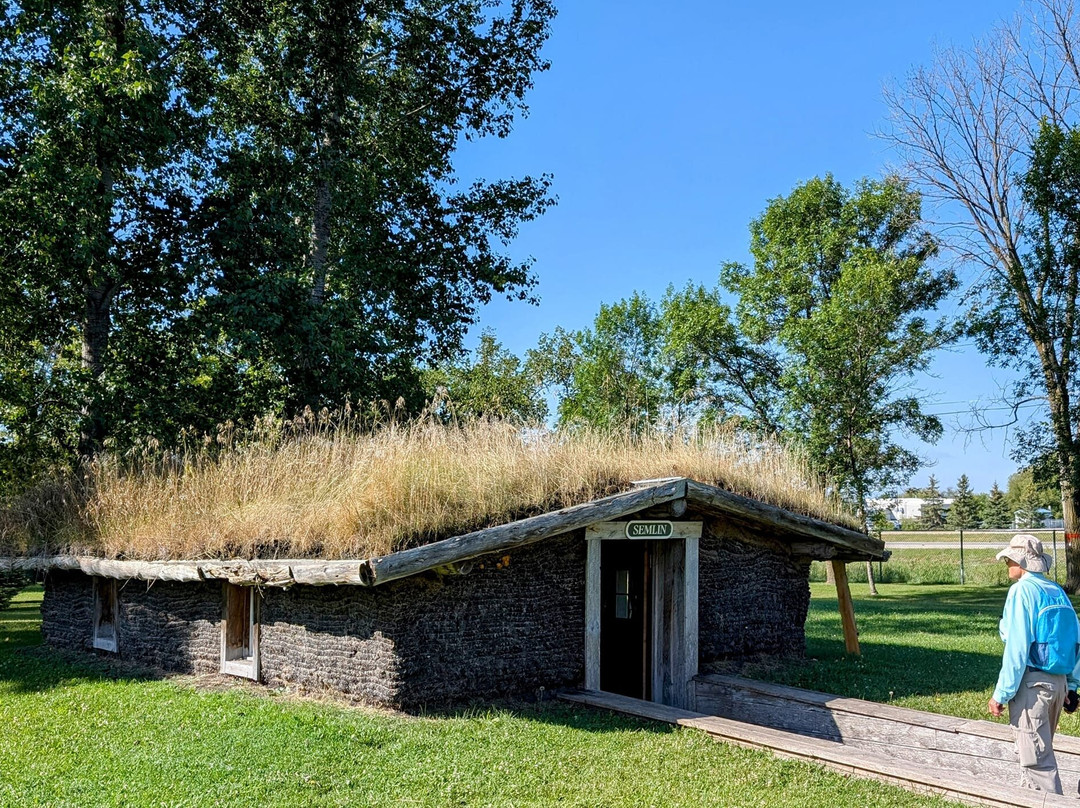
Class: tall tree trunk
1045,364,1080,591
308,176,331,307
854,494,877,595
1063,483,1080,592
1060,446,1080,592
78,286,113,458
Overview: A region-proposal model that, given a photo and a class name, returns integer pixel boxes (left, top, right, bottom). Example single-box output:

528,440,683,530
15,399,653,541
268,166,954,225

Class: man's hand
988,698,1005,717
1065,691,1079,714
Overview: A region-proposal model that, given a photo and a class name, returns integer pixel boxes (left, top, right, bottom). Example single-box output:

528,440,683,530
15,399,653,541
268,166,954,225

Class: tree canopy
945,474,979,530
720,175,957,514
0,0,555,491
532,293,666,432
423,330,547,422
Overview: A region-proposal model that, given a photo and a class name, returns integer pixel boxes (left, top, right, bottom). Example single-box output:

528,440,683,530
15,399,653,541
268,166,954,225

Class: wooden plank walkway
559,686,1080,808
695,674,1080,792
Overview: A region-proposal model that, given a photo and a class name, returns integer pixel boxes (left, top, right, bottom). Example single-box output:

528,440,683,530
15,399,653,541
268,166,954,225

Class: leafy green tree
971,492,991,528
423,330,546,422
945,474,979,530
0,0,212,462
1014,485,1045,531
534,293,666,432
920,474,946,530
1007,468,1058,515
0,0,556,488
721,175,957,517
982,482,1013,530
659,283,782,432
201,0,556,416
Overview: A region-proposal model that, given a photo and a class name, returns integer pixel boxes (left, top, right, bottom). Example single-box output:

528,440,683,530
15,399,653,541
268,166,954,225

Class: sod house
21,477,883,710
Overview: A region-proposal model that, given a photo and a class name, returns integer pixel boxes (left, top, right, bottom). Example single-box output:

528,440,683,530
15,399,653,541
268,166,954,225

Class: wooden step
559,688,1079,808
695,673,1080,794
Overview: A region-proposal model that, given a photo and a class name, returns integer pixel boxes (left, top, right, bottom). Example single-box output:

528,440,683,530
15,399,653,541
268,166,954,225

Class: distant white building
866,497,954,528
1014,507,1064,530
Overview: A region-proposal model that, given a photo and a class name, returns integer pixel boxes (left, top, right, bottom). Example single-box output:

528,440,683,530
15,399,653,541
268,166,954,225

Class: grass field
812,547,1071,587
878,529,1064,544
0,585,960,808
811,549,1016,586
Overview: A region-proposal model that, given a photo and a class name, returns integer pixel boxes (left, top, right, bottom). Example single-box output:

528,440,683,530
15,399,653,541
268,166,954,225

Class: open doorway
600,540,650,699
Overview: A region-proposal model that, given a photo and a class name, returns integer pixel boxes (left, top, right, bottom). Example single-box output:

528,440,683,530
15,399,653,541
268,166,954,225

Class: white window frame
220,583,259,680
92,577,119,653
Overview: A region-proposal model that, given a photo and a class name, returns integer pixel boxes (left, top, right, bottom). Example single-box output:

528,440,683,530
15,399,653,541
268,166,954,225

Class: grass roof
0,414,860,561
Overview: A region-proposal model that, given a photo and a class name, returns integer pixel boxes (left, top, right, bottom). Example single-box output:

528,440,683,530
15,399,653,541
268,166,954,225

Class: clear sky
456,0,1034,496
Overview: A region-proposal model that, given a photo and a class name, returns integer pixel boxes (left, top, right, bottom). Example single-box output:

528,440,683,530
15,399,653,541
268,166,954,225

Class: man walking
989,534,1080,794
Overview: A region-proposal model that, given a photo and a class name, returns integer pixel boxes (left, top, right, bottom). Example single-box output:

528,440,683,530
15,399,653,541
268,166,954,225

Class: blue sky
456,0,1031,495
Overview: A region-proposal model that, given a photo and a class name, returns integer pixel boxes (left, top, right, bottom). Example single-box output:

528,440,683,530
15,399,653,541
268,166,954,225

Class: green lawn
812,550,1016,586
0,585,963,808
879,529,1062,543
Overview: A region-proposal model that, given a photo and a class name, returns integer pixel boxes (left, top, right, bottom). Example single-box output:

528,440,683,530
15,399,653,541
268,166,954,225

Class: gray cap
996,533,1053,574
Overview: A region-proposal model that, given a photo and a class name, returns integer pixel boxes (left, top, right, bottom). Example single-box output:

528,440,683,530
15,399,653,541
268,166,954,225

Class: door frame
584,520,700,709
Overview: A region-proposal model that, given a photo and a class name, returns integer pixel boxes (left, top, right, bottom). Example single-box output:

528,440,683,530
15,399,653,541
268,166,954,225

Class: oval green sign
625,520,673,539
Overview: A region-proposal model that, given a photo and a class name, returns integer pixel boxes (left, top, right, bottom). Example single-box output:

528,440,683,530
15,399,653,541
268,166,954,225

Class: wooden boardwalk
560,676,1080,807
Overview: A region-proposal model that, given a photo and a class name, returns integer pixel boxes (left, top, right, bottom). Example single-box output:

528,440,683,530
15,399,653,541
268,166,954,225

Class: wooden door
600,540,649,699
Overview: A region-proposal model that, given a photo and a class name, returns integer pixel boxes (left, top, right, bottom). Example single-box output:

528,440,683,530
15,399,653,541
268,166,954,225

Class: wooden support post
683,536,699,710
831,560,860,655
585,537,601,691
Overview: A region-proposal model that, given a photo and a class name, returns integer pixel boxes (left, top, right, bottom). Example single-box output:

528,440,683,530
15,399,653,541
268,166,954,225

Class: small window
221,583,259,680
615,569,631,620
93,577,119,652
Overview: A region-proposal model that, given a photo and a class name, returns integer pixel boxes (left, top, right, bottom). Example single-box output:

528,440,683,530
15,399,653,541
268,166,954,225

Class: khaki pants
1008,668,1068,794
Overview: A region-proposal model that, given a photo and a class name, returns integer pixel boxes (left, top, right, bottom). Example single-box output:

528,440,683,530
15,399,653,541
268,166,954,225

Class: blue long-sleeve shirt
993,571,1080,705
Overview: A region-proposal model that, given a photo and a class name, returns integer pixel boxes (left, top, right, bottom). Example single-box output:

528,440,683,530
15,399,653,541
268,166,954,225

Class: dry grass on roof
0,414,860,561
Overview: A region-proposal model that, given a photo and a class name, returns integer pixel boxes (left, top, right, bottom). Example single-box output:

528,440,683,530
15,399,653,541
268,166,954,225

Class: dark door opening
600,540,650,699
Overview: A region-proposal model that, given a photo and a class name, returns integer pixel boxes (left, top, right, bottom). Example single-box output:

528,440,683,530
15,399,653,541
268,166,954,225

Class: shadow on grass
756,641,1002,703
0,586,164,695
418,696,680,736
753,585,1012,702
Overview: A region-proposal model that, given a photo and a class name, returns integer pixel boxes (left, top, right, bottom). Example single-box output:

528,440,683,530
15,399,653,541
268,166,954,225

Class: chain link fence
810,529,1067,586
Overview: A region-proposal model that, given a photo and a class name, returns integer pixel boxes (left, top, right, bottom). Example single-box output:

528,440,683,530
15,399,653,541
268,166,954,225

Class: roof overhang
3,478,884,586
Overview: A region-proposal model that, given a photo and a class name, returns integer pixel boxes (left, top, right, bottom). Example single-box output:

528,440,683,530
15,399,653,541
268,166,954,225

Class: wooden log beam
788,542,837,560
831,560,860,655
685,481,884,559
199,561,293,587
287,561,368,586
362,479,689,586
0,556,369,587
8,556,206,583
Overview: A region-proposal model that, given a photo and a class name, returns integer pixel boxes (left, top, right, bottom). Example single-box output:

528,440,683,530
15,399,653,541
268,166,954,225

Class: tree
0,0,212,461
983,482,1013,530
422,330,546,422
659,283,782,433
883,0,1080,589
533,293,667,432
0,0,556,483
201,0,556,417
721,175,957,519
1009,468,1053,529
946,474,979,530
920,475,946,530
